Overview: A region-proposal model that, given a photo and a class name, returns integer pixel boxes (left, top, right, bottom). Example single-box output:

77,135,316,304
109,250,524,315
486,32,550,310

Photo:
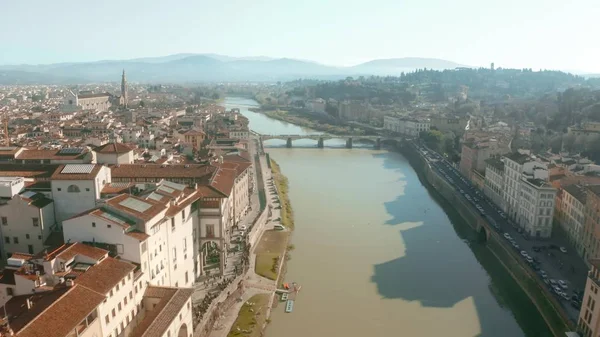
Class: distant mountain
351,57,468,75
0,54,467,84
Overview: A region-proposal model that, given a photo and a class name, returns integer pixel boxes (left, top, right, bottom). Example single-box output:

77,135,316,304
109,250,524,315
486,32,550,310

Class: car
239,225,247,231
558,280,568,289
459,189,464,194
526,256,533,264
504,233,511,240
544,278,550,285
512,242,520,249
560,247,568,254
273,224,285,231
550,279,557,286
571,300,581,309
561,292,570,301
520,250,529,258
540,270,547,278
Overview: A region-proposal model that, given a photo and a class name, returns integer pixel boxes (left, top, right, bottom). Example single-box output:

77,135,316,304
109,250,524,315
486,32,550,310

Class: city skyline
1,0,599,73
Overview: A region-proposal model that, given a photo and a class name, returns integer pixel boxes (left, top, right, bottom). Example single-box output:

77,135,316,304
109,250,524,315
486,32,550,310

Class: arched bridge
259,134,403,149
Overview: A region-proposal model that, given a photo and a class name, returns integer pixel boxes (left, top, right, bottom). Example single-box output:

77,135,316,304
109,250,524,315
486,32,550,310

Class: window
171,218,175,232
183,238,187,253
92,222,96,227
105,315,110,324
107,224,112,229
182,209,185,221
116,284,120,291
185,271,189,284
57,188,61,191
85,188,90,192
13,237,18,244
1,217,7,226
112,308,116,317
4,237,8,244
32,218,39,227
38,235,42,240
25,234,30,239
124,296,127,305
129,291,132,300
118,303,122,311
28,245,33,254
67,185,80,193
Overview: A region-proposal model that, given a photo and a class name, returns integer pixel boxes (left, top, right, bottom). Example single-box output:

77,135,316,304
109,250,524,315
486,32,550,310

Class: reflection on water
225,97,551,337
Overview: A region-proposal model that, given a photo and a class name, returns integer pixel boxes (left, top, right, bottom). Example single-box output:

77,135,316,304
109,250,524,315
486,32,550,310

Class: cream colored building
578,260,600,337
484,157,505,209
561,184,587,257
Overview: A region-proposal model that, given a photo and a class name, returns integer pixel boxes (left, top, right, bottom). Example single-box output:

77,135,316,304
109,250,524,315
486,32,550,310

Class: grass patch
488,238,572,335
255,230,289,280
227,294,271,337
270,159,294,230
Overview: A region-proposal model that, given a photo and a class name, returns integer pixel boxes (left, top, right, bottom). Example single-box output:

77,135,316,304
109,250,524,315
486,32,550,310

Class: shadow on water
370,152,552,337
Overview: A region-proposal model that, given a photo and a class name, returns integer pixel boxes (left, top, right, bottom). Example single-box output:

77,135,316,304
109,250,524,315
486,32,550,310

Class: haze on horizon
1,0,599,73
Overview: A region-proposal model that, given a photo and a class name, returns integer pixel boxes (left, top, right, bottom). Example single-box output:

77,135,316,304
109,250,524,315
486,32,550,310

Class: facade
503,153,556,238
383,116,430,136
460,139,509,180
578,260,600,337
0,191,55,258
64,90,112,112
484,158,505,209
50,164,111,223
338,101,368,121
583,186,600,263
561,184,587,257
430,115,469,135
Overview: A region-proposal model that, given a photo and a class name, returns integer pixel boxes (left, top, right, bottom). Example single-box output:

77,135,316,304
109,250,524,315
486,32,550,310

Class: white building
0,243,193,337
484,157,505,210
94,143,135,165
503,153,556,238
63,180,200,285
50,164,111,223
383,116,430,136
0,191,55,258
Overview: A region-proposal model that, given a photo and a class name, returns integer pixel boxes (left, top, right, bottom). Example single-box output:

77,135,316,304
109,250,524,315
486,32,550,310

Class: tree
420,130,443,151
139,100,145,107
562,134,576,153
211,92,220,100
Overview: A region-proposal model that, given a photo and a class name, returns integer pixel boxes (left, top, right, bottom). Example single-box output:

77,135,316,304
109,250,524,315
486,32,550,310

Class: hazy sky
1,0,599,72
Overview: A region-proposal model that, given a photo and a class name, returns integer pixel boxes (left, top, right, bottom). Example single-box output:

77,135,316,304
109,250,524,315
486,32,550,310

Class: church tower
121,69,128,108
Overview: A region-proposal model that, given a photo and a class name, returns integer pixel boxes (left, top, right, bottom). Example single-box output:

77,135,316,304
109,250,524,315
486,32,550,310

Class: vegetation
227,294,271,337
270,159,294,230
254,230,289,280
263,109,366,135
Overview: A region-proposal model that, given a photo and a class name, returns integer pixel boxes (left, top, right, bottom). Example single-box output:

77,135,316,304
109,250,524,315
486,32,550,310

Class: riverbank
400,141,571,337
261,109,367,136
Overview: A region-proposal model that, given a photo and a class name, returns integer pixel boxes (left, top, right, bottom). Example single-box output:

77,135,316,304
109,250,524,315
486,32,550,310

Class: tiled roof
125,230,150,241
563,184,587,205
504,152,530,165
210,167,236,196
0,164,59,179
16,285,105,337
130,287,193,337
111,164,216,181
48,242,108,262
77,92,111,99
15,149,89,160
94,142,133,154
75,257,135,295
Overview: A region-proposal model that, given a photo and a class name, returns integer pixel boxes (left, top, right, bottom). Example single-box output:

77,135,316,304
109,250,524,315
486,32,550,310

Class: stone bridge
259,134,402,149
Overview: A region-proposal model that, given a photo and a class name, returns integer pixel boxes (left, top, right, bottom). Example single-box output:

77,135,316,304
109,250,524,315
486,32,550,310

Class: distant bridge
259,134,403,149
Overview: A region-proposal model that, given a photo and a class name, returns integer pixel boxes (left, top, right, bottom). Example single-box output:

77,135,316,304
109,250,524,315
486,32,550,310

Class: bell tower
121,69,128,108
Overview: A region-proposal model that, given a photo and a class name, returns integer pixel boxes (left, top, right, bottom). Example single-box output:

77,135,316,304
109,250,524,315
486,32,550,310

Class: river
224,97,552,337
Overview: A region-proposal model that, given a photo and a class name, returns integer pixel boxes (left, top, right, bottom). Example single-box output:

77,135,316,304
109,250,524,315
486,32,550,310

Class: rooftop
563,184,588,205
130,287,193,337
94,142,133,154
485,157,504,172
50,164,103,180
74,257,135,295
504,152,531,165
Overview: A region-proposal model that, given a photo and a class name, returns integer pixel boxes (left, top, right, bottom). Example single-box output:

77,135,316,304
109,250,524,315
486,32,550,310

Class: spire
121,69,128,109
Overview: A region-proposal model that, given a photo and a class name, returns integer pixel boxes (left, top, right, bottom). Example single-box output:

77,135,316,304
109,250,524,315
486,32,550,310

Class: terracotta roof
16,149,89,160
111,164,216,182
106,194,167,222
48,242,108,262
0,287,71,333
165,190,202,217
16,285,105,337
0,164,59,179
94,142,133,154
50,164,103,180
210,167,236,196
10,253,34,261
130,287,193,337
77,92,111,99
101,182,135,195
125,230,150,241
75,257,135,295
196,185,227,198
219,161,251,179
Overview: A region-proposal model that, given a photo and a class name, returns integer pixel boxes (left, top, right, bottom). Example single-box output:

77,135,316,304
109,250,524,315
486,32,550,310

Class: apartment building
561,184,587,257
583,186,600,263
460,138,509,180
383,116,430,137
484,157,505,209
0,243,193,337
503,153,556,238
578,259,600,337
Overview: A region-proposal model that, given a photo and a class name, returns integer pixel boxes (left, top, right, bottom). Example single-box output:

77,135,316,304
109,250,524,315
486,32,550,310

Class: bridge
259,134,402,149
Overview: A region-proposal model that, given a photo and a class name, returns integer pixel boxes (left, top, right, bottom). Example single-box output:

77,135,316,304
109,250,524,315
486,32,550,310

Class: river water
224,97,552,337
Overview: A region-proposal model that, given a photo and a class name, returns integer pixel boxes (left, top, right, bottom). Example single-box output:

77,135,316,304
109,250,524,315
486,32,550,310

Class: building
0,190,55,258
460,138,510,180
121,69,128,109
50,164,111,223
338,101,368,121
0,243,193,337
306,98,326,114
568,122,600,137
174,129,206,152
94,143,134,165
430,115,469,135
583,186,600,263
484,157,505,209
578,259,600,336
561,184,587,258
503,153,556,238
64,91,112,112
383,116,430,136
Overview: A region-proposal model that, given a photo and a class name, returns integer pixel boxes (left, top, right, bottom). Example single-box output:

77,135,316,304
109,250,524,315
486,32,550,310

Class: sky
1,0,599,73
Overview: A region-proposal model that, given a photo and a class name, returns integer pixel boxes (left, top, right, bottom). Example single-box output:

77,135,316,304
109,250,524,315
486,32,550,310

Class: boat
281,293,289,301
285,300,294,313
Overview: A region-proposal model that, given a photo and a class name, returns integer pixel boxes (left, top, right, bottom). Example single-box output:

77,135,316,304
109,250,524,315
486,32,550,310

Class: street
415,143,588,322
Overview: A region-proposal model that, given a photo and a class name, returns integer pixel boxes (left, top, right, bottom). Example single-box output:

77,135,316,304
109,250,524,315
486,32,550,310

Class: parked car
540,270,547,278
504,233,512,240
239,225,247,231
273,224,285,231
560,247,568,254
558,280,568,289
525,256,533,264
520,251,529,258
